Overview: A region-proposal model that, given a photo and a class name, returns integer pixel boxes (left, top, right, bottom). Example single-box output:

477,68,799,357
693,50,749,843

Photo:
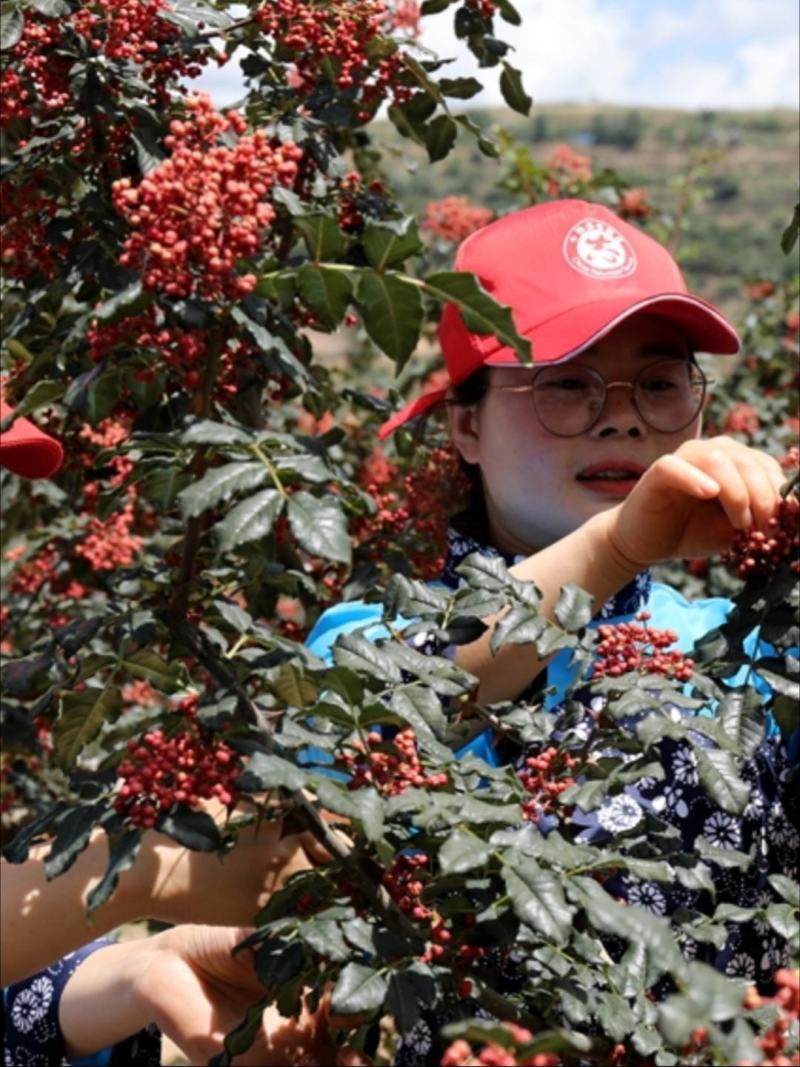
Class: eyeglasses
488,359,711,437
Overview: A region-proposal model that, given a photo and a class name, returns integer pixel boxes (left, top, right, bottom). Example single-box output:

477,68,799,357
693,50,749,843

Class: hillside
374,104,799,321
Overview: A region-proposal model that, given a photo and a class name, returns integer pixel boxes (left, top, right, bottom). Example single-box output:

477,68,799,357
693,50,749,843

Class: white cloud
192,0,800,110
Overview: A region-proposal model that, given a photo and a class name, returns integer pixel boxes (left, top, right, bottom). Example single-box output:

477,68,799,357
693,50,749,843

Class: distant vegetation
377,105,799,319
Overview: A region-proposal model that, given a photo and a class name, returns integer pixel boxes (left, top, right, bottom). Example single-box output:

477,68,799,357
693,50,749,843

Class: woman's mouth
576,463,645,497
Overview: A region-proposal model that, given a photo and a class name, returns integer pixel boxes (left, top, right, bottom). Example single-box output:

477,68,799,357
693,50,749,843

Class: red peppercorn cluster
1,175,62,280
440,1024,559,1067
113,94,303,302
722,401,761,436
1,15,68,127
518,746,578,823
113,700,241,828
741,969,800,1067
616,186,652,220
74,502,143,572
338,728,448,796
593,611,694,682
383,851,431,921
255,0,413,117
724,496,800,579
420,196,494,243
390,0,422,36
464,0,497,20
355,444,465,581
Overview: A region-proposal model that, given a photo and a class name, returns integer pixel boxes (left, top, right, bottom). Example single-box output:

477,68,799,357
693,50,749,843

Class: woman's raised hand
603,436,786,567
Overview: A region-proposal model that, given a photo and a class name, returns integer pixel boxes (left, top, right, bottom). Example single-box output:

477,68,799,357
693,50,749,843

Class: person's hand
138,799,333,927
601,437,786,567
130,926,371,1066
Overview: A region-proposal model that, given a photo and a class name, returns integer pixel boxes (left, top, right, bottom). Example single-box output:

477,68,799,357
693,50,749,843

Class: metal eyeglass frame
486,358,713,437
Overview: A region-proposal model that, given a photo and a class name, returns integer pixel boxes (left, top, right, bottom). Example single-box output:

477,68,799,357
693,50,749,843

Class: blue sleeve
2,940,161,1067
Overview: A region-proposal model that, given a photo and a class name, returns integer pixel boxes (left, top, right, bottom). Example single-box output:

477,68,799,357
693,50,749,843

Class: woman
304,199,797,1064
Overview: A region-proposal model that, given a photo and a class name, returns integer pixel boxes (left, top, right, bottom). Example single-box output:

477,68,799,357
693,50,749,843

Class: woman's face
448,313,703,555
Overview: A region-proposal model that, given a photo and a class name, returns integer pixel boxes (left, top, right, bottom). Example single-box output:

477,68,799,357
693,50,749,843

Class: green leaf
287,491,351,564
490,605,547,654
272,662,316,707
440,829,491,873
390,685,448,738
438,77,483,98
420,0,456,13
214,599,253,634
131,129,165,175
554,584,594,632
385,967,436,1034
502,853,574,943
1,7,23,50
425,114,458,162
216,488,285,551
333,632,404,682
181,420,253,446
238,752,308,793
91,281,152,325
295,214,349,262
500,61,532,115
423,271,531,364
26,0,70,15
160,807,223,851
362,218,423,271
455,113,500,158
179,462,268,518
331,962,388,1015
11,379,65,417
769,873,800,905
766,902,798,939
695,837,753,869
315,780,384,842
86,829,142,914
694,746,751,814
357,272,423,368
121,649,187,693
781,202,800,254
494,0,522,24
297,265,353,329
717,688,765,759
299,918,350,962
44,804,104,879
54,688,123,769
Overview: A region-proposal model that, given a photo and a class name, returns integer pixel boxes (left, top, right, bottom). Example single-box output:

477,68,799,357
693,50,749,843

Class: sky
194,0,800,111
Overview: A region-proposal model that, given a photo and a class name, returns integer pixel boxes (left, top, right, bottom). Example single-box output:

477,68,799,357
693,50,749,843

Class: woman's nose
589,382,647,438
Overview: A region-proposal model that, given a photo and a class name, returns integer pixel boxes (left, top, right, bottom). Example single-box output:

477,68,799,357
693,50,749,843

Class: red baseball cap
0,399,63,479
378,198,740,438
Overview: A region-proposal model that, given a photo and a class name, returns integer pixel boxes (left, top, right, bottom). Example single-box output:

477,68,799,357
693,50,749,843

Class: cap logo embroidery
563,217,637,279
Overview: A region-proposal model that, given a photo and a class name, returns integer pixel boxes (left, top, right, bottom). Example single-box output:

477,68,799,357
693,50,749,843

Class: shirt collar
440,525,651,620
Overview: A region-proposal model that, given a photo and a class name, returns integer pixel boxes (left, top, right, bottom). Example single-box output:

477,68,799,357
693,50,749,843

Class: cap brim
485,292,741,367
0,401,64,479
377,388,448,440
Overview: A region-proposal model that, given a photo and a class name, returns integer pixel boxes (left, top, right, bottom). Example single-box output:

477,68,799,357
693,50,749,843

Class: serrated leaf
295,214,349,262
333,632,403,682
238,751,308,793
357,272,423,368
423,271,531,364
500,61,532,114
179,462,268,518
25,0,70,15
86,829,142,914
160,807,222,851
296,265,353,329
287,490,351,564
717,688,765,759
438,76,483,98
766,902,798,938
440,829,491,873
44,804,104,880
272,662,316,707
181,420,252,446
331,962,388,1015
1,7,23,50
502,853,574,942
390,685,447,737
315,780,384,842
91,281,152,324
54,687,123,769
425,114,457,162
11,379,65,417
768,874,800,905
694,746,751,814
490,605,547,653
216,488,285,551
695,837,753,869
121,649,186,693
214,599,253,634
554,584,594,632
362,218,423,271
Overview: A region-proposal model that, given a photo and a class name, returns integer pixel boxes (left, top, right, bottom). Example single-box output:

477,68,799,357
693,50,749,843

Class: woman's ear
447,401,481,465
